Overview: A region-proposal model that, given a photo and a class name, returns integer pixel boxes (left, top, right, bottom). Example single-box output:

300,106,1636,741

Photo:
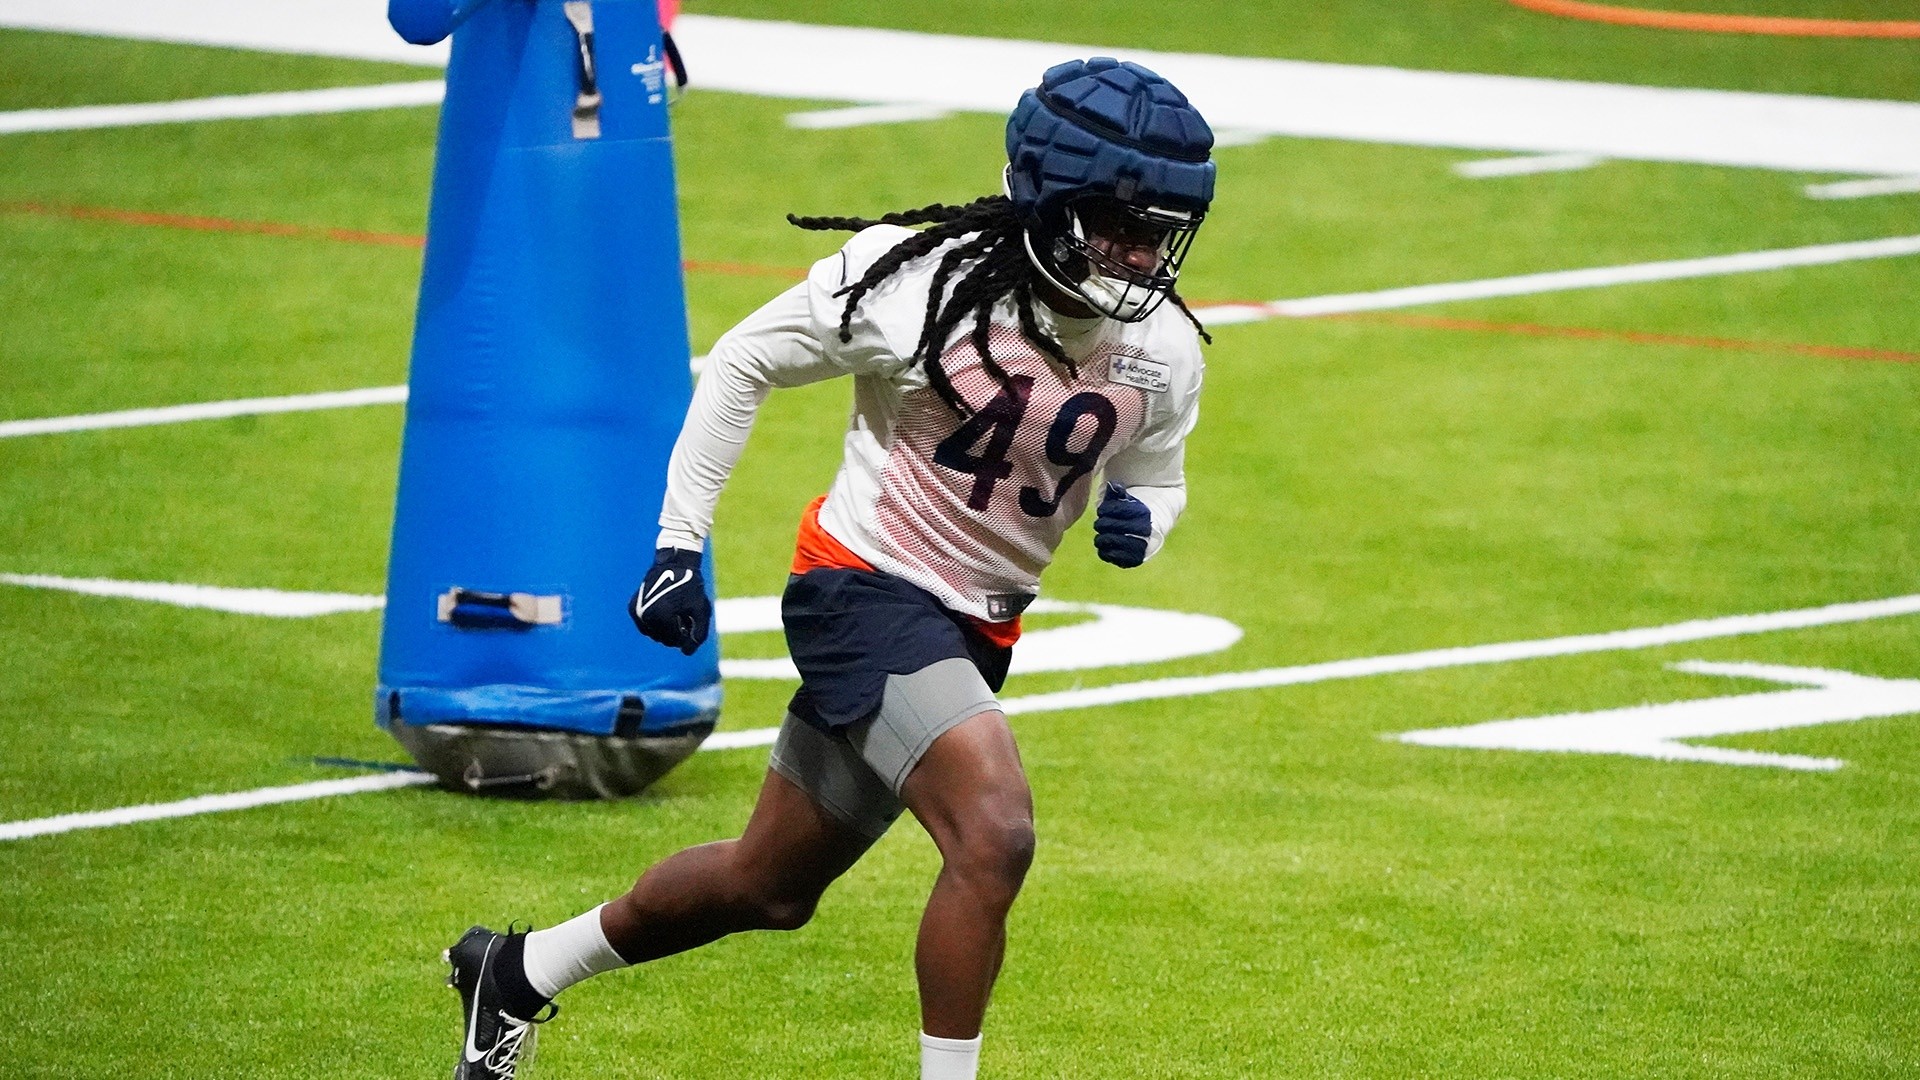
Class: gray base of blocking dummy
392,722,712,799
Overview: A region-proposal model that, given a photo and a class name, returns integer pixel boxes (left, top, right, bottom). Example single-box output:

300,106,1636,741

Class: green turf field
2,4,1918,1077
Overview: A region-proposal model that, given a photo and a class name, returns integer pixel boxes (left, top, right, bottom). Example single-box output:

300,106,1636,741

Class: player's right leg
598,740,884,960
446,732,884,1079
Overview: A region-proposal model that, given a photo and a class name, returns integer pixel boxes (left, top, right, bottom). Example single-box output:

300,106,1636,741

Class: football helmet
1005,58,1215,322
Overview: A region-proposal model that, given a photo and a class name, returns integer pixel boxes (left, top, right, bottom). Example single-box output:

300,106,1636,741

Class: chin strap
1020,226,1167,324
1079,271,1161,322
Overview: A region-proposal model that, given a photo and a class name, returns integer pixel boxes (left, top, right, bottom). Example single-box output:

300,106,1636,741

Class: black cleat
445,926,555,1080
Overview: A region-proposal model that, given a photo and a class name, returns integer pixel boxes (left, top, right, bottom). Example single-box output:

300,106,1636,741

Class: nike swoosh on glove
630,547,712,655
1093,482,1153,569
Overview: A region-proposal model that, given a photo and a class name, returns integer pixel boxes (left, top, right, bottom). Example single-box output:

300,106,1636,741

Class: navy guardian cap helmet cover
1005,58,1215,322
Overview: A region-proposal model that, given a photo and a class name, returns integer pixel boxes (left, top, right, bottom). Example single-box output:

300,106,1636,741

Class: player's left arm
1094,339,1203,568
1095,444,1186,568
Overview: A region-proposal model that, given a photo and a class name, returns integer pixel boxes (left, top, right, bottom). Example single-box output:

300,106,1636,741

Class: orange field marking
5,200,1911,365
1507,0,1920,37
0,201,808,280
677,258,808,280
4,200,425,247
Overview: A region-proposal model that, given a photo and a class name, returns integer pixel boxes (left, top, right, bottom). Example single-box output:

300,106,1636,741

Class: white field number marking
1397,661,1920,771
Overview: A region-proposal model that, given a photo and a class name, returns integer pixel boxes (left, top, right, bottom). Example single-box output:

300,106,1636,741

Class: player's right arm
654,284,829,553
655,225,917,552
634,227,917,652
632,284,831,653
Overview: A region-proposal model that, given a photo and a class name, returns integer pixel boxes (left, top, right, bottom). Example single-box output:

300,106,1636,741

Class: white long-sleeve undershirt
651,226,1203,614
655,285,1190,560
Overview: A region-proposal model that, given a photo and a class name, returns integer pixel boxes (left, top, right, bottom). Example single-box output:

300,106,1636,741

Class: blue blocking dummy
378,0,715,797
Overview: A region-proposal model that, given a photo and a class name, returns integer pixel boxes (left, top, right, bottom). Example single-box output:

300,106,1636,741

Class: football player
446,56,1216,1080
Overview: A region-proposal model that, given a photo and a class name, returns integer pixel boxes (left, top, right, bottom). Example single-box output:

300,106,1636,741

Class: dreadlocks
786,195,1211,417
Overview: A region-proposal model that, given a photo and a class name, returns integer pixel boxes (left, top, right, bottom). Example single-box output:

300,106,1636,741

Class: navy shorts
782,568,1013,731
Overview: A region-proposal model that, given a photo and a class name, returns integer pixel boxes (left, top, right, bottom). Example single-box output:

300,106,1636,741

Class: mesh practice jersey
657,224,1204,623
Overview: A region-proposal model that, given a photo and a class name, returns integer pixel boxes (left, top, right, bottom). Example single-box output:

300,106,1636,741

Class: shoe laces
481,1015,534,1078
482,999,559,1076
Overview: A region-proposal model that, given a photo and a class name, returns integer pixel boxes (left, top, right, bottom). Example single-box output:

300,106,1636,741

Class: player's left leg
897,708,1035,1066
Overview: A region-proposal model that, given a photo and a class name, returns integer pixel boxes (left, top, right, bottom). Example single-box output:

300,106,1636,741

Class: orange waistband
791,494,876,576
790,495,1022,647
970,612,1023,650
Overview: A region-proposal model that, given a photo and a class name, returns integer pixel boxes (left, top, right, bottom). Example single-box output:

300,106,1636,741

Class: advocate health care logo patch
1107,354,1170,393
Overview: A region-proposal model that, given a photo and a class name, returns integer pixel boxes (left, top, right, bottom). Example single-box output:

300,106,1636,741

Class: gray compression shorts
769,656,1001,839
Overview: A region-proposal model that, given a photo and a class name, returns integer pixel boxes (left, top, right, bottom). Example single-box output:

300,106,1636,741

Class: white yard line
0,771,436,841
785,103,955,129
701,728,781,751
0,731,775,841
2,2,1918,175
6,590,1916,841
0,385,407,439
0,573,384,616
1192,233,1920,324
997,593,1920,717
0,81,443,136
1452,152,1604,179
1207,129,1270,149
1804,176,1920,201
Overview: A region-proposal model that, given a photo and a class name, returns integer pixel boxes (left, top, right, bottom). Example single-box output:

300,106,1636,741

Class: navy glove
629,547,711,655
1093,482,1152,569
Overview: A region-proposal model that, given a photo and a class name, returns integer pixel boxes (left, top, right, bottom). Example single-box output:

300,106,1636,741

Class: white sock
521,903,630,999
920,1031,982,1080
